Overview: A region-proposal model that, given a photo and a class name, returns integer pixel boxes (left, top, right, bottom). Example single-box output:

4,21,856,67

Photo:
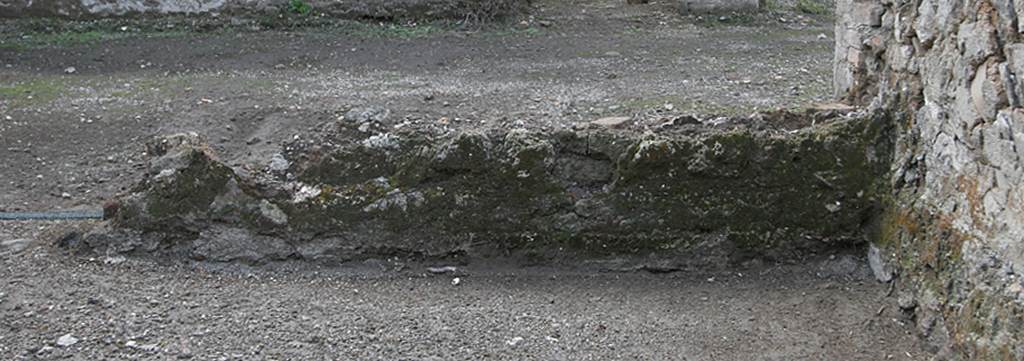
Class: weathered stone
344,107,389,124
836,0,1024,356
867,243,893,282
590,116,631,128
970,61,1007,121
268,153,289,173
79,110,892,268
0,238,31,254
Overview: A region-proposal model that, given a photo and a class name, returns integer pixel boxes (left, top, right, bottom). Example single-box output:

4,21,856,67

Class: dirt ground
2,221,928,360
0,0,930,359
0,0,835,211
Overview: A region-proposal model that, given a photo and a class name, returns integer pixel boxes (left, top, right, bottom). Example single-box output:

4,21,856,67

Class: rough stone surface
835,0,1024,357
78,110,892,268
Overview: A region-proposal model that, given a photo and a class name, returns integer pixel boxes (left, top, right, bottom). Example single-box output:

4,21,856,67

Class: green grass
0,79,66,108
0,29,190,50
795,0,832,15
287,0,313,15
0,31,112,50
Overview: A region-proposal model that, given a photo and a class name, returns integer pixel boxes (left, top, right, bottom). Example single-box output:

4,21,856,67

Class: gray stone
268,153,289,173
590,116,631,128
345,107,390,124
867,244,893,283
56,334,78,347
970,61,1007,121
836,0,1024,356
1,238,31,254
193,227,294,262
897,291,917,311
957,21,997,66
258,200,288,226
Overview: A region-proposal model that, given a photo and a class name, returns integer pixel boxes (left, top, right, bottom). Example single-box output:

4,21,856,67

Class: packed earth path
0,0,932,359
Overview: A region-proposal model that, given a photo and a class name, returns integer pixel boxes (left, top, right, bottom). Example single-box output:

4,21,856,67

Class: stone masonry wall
836,0,1024,358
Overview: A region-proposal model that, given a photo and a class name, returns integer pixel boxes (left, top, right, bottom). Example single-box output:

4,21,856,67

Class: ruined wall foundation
76,111,891,269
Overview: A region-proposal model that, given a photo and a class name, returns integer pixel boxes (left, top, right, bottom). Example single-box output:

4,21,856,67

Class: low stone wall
0,0,529,21
76,110,891,267
835,0,1024,358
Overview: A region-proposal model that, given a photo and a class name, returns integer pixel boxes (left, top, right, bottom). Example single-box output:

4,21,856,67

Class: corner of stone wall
837,0,1024,358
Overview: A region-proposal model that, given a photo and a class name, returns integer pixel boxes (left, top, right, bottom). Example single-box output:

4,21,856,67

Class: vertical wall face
836,0,1024,358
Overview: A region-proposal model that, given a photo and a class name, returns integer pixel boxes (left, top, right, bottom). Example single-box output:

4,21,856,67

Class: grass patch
299,21,450,39
0,79,66,108
0,28,190,50
0,30,117,50
287,0,313,15
795,0,832,15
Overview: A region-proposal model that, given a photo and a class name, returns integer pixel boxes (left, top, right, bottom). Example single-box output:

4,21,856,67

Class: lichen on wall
835,0,1024,357
78,110,892,269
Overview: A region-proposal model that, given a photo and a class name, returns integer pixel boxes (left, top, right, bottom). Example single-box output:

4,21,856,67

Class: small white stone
56,334,78,347
451,277,461,286
590,116,631,128
506,336,524,346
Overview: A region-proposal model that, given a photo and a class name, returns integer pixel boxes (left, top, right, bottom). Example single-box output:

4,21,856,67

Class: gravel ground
0,1,932,359
1,0,835,211
1,221,928,360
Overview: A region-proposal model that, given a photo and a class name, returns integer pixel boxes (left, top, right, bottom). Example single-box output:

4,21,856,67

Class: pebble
56,334,78,347
451,277,461,286
345,107,389,123
591,116,631,128
268,154,290,173
1,238,31,253
64,66,76,74
427,266,457,274
506,336,524,346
